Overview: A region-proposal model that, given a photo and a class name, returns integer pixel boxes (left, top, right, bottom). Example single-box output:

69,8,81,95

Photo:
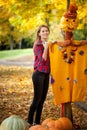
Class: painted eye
73,19,75,22
84,69,87,74
66,19,68,22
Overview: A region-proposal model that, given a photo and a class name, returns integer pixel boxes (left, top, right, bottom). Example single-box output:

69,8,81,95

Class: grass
0,48,33,59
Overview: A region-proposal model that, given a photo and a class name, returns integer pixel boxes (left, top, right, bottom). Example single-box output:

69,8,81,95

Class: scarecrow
49,3,87,128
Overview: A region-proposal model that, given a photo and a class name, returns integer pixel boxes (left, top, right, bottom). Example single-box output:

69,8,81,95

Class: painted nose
69,23,72,27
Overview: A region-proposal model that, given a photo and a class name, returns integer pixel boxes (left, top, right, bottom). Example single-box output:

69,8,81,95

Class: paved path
0,59,33,67
0,55,34,67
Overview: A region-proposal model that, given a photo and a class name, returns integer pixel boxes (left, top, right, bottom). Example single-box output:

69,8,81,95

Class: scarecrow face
60,16,78,32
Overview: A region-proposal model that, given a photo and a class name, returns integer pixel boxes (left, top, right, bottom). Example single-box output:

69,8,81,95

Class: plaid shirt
33,40,50,73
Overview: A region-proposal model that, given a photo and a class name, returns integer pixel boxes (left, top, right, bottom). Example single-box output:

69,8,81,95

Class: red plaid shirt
33,40,50,73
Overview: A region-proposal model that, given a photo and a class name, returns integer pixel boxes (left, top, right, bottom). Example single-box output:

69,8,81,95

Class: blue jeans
28,70,49,124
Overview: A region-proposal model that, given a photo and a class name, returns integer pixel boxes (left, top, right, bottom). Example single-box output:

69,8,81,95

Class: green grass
0,48,33,59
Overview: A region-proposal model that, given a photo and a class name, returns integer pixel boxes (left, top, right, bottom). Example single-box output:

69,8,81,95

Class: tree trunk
19,39,22,49
45,4,51,27
67,0,70,10
10,35,14,50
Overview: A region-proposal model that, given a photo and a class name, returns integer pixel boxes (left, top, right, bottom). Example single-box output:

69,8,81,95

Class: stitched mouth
68,27,74,30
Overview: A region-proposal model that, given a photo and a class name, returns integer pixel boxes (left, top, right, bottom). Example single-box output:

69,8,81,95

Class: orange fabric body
49,42,87,105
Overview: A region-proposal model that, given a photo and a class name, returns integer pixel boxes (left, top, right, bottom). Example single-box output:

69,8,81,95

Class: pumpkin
41,118,60,130
29,125,47,130
42,117,72,130
29,124,58,130
41,118,53,126
43,119,55,128
41,118,56,129
29,117,72,130
0,115,29,130
55,117,72,130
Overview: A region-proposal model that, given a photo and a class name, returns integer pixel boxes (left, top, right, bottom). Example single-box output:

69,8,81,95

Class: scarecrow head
60,3,78,32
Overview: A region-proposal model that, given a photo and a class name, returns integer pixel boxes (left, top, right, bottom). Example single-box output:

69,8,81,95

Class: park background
0,0,87,129
0,0,87,50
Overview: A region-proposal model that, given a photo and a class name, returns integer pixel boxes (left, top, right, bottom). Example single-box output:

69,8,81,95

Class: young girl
28,25,50,126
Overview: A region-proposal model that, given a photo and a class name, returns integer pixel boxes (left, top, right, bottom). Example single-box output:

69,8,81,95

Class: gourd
42,118,55,128
29,124,58,130
28,117,72,130
42,117,72,130
55,117,72,130
29,125,47,130
0,115,29,130
41,118,53,126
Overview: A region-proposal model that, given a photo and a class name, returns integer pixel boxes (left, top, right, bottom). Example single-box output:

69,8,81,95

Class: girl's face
39,27,50,41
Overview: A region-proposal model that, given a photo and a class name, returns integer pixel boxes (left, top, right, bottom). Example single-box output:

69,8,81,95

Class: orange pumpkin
30,117,72,130
42,118,60,130
45,119,55,128
41,118,53,126
42,117,72,130
29,125,47,130
55,117,72,130
29,124,58,130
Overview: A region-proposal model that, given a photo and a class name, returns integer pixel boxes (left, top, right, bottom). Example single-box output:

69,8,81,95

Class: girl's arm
42,42,49,61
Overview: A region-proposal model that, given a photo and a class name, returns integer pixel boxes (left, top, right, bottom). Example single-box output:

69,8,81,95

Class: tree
0,0,87,50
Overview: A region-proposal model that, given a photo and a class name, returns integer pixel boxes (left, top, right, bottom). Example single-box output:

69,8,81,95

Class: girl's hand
42,42,49,50
42,42,49,60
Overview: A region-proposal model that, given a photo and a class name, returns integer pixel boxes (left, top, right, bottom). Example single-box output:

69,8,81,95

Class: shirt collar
36,40,43,45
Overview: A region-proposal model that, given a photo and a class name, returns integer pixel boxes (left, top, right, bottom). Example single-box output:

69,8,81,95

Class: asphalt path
0,55,34,67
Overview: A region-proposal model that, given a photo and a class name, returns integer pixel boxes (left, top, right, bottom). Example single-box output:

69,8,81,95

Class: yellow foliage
49,23,64,41
0,0,87,42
